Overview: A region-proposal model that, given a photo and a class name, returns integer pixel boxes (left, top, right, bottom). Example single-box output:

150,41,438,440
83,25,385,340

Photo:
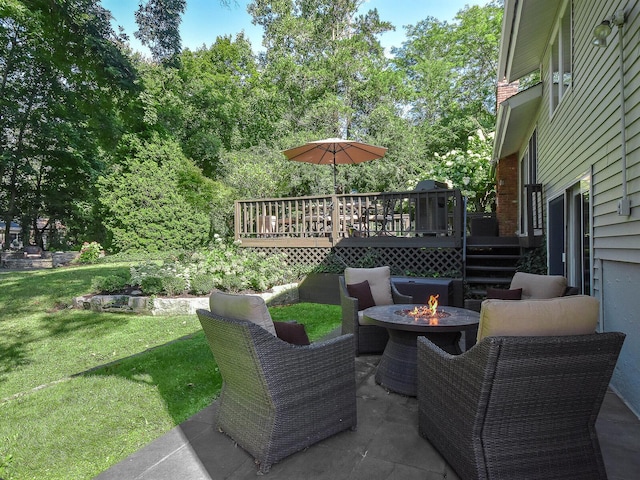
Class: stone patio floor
96,346,640,480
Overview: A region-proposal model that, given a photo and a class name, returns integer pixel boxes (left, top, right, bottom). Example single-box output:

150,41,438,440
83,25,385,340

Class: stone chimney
496,78,519,107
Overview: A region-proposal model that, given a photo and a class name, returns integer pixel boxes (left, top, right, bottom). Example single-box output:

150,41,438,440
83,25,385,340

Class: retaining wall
74,283,300,316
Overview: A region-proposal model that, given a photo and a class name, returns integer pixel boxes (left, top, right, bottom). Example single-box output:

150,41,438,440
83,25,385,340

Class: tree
134,0,186,64
248,0,411,194
393,2,503,155
97,134,222,252
0,0,137,247
249,0,397,136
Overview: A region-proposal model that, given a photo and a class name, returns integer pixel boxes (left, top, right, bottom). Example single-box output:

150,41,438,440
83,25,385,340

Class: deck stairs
464,237,522,298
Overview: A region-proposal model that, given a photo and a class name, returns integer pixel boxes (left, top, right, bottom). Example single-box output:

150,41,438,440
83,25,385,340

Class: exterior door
548,195,565,276
567,180,590,294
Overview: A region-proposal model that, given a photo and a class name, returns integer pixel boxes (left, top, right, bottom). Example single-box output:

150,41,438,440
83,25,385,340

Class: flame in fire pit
405,295,443,324
428,294,439,316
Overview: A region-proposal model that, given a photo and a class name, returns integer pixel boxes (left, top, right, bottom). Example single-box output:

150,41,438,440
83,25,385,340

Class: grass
0,265,340,480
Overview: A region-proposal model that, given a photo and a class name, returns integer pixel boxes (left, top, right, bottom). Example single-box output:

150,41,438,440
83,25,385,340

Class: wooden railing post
234,201,241,241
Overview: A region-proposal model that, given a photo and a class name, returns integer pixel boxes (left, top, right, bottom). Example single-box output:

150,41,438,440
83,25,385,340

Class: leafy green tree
250,0,397,135
393,2,503,155
134,34,282,179
248,0,410,194
0,0,137,246
134,0,187,64
97,134,220,252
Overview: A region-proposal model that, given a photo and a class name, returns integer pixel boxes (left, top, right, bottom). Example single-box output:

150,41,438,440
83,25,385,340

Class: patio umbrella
283,138,387,193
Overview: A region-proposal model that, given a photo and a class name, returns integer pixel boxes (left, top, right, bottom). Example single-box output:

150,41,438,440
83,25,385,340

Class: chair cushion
345,266,393,306
477,295,599,342
273,321,310,345
347,280,376,310
509,272,567,299
209,291,276,336
486,287,522,300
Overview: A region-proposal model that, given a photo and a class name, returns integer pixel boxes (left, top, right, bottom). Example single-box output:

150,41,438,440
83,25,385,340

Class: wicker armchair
339,270,411,355
417,332,625,480
196,302,357,474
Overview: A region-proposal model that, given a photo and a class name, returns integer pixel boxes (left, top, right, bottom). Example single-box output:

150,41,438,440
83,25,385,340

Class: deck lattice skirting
247,246,463,277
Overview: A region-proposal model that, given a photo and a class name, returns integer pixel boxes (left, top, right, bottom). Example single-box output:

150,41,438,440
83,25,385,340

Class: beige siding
534,0,640,300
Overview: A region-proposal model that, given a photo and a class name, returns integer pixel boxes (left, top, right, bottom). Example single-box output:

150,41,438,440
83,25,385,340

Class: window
519,130,538,234
550,1,572,114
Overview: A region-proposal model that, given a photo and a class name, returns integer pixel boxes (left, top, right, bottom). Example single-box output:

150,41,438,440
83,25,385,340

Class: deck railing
235,189,464,247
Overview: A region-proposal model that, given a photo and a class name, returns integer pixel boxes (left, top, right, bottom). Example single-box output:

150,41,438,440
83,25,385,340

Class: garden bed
74,283,300,315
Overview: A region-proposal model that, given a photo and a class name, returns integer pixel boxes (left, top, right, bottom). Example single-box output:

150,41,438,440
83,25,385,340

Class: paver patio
96,341,640,480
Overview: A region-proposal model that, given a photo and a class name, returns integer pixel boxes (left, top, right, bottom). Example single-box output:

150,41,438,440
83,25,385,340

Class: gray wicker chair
339,275,411,355
417,332,625,480
196,307,357,474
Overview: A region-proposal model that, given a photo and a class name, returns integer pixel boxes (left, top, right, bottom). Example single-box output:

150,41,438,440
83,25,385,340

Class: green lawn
0,265,340,479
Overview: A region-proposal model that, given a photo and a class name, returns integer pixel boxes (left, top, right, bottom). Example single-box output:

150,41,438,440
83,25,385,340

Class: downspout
617,19,630,215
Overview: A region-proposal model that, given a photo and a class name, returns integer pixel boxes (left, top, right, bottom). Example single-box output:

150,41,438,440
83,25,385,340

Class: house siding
528,0,640,415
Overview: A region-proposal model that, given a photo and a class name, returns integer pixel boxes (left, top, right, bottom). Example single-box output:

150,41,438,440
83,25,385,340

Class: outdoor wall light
592,20,611,47
592,11,625,47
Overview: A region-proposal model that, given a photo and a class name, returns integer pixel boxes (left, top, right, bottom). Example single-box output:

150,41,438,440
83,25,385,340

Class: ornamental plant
126,237,299,296
78,241,103,264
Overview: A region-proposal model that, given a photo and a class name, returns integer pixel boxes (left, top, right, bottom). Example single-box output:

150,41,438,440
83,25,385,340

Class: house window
550,1,572,114
519,130,538,234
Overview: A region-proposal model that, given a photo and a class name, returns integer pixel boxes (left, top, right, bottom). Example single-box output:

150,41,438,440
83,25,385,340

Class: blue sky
102,0,488,56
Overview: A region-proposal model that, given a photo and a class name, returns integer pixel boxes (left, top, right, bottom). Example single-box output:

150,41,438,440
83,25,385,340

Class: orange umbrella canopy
283,138,387,192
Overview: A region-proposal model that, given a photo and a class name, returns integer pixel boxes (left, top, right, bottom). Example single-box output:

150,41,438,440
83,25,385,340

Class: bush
78,241,103,264
190,273,217,295
91,274,129,293
219,274,245,293
127,239,301,296
141,276,164,295
161,276,187,297
97,135,214,253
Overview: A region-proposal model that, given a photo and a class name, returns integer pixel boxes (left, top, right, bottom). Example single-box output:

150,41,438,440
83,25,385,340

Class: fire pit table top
362,304,479,333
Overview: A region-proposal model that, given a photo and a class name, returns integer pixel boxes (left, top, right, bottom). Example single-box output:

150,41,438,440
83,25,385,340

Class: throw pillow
486,287,522,300
344,266,393,305
347,280,376,311
273,321,311,345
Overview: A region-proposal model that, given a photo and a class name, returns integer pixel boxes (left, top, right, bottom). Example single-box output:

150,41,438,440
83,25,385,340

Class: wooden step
464,276,512,284
465,265,517,273
466,237,520,247
466,254,521,260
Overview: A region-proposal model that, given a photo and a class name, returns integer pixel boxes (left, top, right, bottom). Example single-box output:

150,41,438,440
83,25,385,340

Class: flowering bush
78,241,103,264
127,237,299,296
408,129,496,213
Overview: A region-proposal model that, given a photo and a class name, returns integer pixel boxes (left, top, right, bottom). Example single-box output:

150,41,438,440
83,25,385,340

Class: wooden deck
235,189,465,248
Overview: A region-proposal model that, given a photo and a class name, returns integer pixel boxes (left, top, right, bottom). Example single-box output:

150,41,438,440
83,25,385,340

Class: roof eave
497,0,562,83
492,83,543,163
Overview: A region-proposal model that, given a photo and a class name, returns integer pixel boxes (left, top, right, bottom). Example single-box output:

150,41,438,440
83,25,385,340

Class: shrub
97,134,214,253
190,273,217,295
91,274,129,293
141,276,164,295
78,241,103,264
161,276,187,297
219,274,245,293
128,239,301,296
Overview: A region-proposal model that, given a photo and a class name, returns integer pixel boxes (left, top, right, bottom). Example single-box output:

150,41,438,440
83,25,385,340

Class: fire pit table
362,304,480,396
